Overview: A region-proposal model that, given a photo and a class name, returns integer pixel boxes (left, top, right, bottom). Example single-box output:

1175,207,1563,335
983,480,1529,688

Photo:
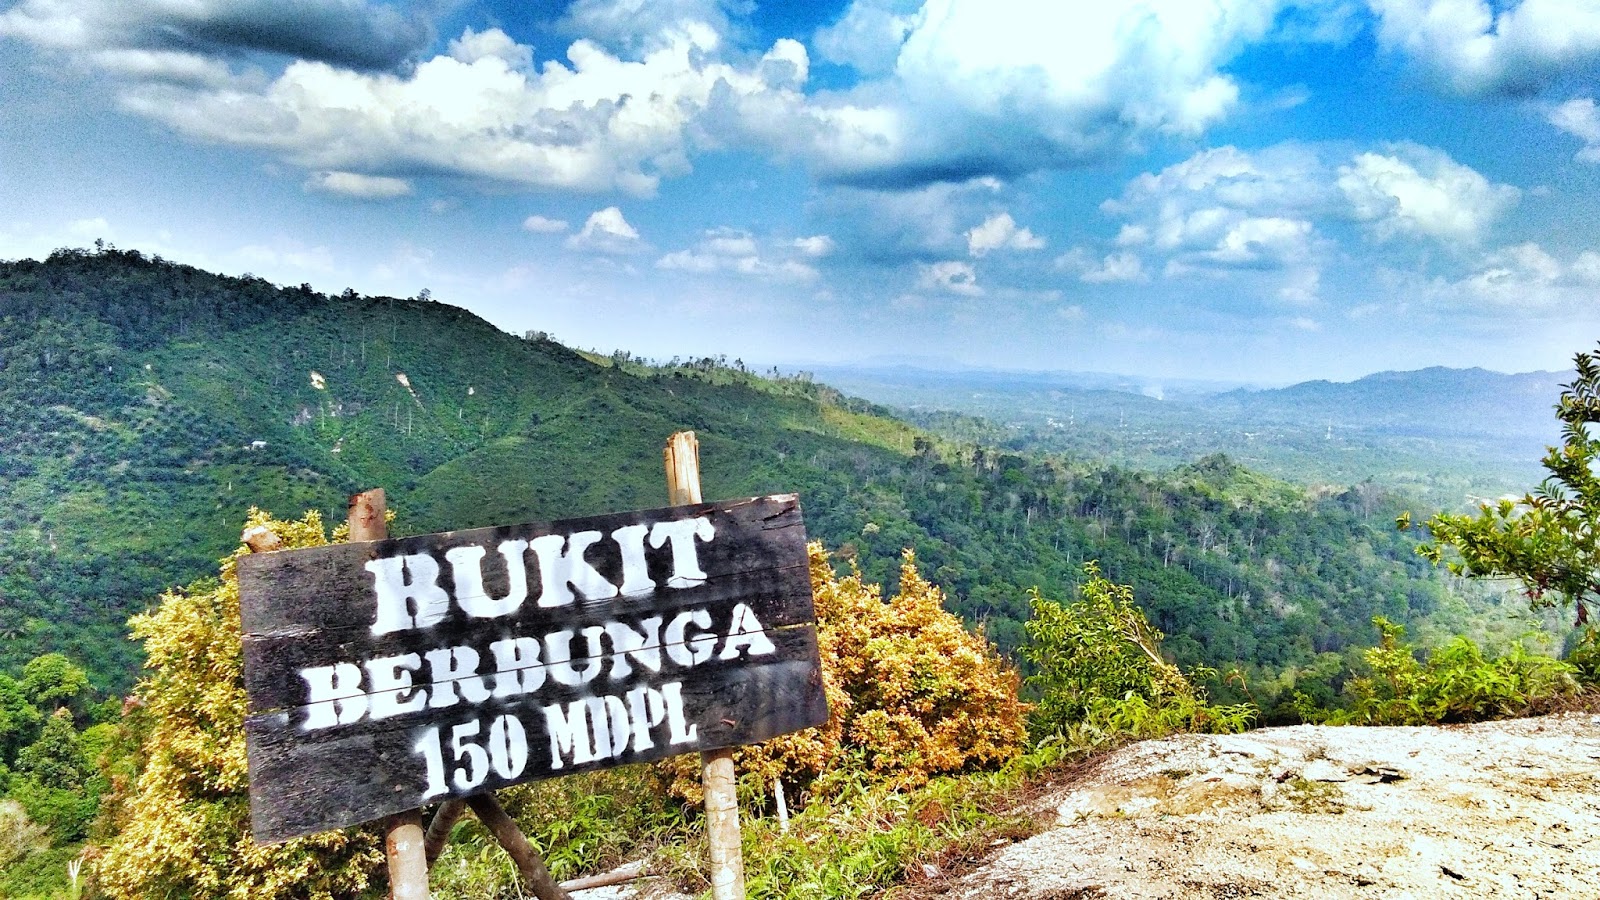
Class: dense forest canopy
0,248,1551,715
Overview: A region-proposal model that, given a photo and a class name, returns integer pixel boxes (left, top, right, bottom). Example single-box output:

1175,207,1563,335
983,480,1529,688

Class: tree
667,543,1028,802
1413,343,1600,627
1024,562,1254,740
20,653,89,713
9,707,98,843
0,674,42,762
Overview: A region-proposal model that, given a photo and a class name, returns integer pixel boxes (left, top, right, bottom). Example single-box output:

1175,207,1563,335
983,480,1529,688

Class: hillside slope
0,248,1537,705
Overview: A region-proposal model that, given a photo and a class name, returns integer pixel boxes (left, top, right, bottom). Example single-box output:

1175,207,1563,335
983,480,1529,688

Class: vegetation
0,653,115,899
4,247,1596,899
1322,617,1583,726
94,510,384,900
0,246,1504,720
809,364,1559,512
664,543,1027,805
1024,563,1254,742
1415,342,1600,628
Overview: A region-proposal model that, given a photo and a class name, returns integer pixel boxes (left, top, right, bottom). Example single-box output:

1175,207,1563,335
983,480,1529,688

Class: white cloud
1084,252,1148,283
558,0,739,54
87,49,235,87
1461,242,1561,295
918,259,983,296
1101,145,1329,273
1197,216,1313,266
1106,144,1332,225
449,26,533,70
1548,97,1600,163
1278,266,1322,304
1058,248,1149,283
305,171,412,199
1366,0,1600,96
567,207,642,254
656,227,819,281
10,17,814,197
813,0,919,76
966,212,1045,256
1575,250,1600,283
237,240,336,275
810,177,1006,262
1091,144,1337,306
793,235,836,257
1412,241,1600,310
67,216,111,239
522,215,570,234
1337,143,1519,243
761,0,1291,188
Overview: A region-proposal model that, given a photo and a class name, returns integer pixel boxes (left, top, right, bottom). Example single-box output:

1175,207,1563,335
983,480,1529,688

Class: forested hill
0,248,1521,714
807,363,1562,509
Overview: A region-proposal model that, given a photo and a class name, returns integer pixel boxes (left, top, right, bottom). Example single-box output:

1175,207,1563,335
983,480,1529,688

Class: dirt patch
926,713,1600,899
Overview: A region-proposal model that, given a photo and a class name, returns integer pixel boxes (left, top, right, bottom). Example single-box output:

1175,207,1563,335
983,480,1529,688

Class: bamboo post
664,431,746,900
423,800,465,867
774,778,790,834
467,794,572,900
348,490,430,900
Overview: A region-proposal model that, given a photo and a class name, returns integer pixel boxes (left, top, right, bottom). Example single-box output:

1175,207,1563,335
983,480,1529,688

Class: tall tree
1413,342,1600,626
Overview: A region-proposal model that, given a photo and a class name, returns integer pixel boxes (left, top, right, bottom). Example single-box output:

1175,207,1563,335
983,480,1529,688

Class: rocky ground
580,713,1600,899
919,713,1600,899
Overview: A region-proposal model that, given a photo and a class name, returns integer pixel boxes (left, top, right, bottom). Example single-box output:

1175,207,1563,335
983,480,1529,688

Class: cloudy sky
4,0,1600,383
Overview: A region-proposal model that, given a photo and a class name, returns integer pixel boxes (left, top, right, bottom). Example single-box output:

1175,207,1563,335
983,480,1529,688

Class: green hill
0,247,1548,714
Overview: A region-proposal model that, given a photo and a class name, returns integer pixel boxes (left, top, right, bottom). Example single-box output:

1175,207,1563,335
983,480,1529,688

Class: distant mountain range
803,362,1567,509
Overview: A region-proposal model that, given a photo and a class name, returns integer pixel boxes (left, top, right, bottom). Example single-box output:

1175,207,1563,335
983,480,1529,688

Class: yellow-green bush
94,509,383,900
670,543,1028,804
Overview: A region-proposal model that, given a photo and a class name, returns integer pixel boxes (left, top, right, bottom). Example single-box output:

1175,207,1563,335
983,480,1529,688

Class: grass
648,740,1114,900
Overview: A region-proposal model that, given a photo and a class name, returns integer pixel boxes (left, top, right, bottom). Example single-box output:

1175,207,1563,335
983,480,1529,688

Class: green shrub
1338,617,1581,725
667,544,1028,805
94,509,384,900
1024,563,1255,743
1570,626,1600,685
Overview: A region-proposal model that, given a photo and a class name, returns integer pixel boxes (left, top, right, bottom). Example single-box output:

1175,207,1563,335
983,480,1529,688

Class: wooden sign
237,494,826,844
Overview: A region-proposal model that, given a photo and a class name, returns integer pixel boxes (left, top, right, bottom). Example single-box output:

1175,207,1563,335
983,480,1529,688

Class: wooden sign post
666,432,744,900
237,438,827,900
345,491,430,900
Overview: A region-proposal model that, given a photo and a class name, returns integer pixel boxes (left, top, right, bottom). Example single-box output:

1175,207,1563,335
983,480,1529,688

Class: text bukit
291,514,781,773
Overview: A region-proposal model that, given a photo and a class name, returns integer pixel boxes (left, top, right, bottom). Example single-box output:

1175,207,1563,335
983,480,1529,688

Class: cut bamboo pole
466,794,572,900
664,431,746,900
774,778,790,834
348,490,429,900
557,860,649,893
423,800,465,867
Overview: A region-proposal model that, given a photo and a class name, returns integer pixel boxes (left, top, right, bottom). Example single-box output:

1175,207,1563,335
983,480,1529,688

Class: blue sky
4,0,1600,384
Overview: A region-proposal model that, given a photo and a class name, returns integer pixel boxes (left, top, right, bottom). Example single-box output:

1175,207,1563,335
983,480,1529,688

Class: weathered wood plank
238,493,827,844
241,563,813,714
246,645,827,842
245,624,819,748
238,494,804,636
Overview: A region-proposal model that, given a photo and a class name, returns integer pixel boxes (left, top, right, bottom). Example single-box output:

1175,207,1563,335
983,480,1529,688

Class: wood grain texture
239,493,826,844
247,649,826,842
